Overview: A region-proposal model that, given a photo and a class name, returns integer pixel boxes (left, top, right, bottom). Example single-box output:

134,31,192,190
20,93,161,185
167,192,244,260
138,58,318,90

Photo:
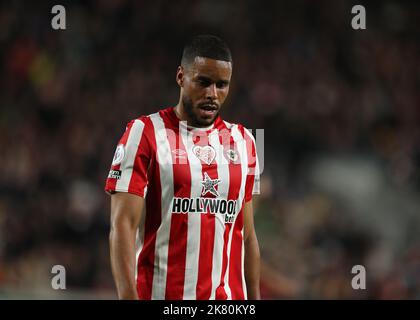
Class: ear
176,66,184,87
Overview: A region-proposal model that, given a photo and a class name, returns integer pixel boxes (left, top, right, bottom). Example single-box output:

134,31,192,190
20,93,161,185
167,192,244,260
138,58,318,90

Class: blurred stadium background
0,0,419,299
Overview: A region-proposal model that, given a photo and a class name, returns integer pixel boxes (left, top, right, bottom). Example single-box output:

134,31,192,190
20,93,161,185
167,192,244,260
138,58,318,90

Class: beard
182,96,220,128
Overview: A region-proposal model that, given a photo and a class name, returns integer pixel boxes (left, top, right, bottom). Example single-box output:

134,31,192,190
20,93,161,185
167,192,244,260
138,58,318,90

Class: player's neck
173,104,215,131
174,104,187,122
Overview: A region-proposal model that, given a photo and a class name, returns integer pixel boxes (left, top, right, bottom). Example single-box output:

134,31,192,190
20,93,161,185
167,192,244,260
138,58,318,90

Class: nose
205,83,217,100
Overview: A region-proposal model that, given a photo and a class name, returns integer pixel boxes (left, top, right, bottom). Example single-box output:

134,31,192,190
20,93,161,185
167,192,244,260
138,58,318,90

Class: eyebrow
196,75,230,85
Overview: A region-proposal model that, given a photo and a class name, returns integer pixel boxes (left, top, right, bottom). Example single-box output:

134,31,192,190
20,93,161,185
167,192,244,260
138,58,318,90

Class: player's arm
109,192,145,300
243,199,261,300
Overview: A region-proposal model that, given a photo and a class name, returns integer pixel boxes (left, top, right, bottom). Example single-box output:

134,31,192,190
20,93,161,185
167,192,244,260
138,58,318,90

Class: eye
197,79,211,87
217,82,228,89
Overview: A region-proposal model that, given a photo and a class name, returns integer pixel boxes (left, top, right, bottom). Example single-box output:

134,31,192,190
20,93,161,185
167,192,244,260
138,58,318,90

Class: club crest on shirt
192,145,216,165
112,144,125,166
224,148,239,162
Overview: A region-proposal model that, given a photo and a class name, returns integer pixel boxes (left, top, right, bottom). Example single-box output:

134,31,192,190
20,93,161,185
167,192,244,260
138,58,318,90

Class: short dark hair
181,35,232,67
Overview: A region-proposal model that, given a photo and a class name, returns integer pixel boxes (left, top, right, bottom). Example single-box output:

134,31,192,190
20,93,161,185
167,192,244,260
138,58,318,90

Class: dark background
0,0,419,299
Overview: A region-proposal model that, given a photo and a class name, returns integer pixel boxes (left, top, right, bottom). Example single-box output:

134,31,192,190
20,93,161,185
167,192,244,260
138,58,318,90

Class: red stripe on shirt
228,205,245,299
160,109,190,300
228,126,255,299
136,116,160,300
242,126,257,202
215,121,244,299
128,117,151,196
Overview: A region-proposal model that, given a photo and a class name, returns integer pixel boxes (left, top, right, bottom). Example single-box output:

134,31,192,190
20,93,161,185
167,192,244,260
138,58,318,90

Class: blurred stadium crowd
0,0,419,299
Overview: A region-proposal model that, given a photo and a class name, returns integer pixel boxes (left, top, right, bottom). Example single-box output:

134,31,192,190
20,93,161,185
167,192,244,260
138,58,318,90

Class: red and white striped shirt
105,107,260,300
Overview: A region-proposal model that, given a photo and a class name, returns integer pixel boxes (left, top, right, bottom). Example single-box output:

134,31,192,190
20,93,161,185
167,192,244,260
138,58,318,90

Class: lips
198,104,218,117
199,103,218,111
197,103,218,118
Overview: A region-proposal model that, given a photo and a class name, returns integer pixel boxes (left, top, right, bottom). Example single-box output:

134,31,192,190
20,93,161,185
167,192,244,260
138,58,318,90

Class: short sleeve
244,128,260,202
104,119,150,198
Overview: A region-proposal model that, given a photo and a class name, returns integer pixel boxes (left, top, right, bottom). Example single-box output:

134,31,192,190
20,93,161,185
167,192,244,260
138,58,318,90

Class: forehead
189,56,232,80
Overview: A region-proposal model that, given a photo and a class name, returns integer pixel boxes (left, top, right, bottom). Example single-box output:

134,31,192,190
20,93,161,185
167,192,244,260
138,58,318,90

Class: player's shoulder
123,107,174,139
128,107,173,126
123,116,146,132
220,119,254,140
